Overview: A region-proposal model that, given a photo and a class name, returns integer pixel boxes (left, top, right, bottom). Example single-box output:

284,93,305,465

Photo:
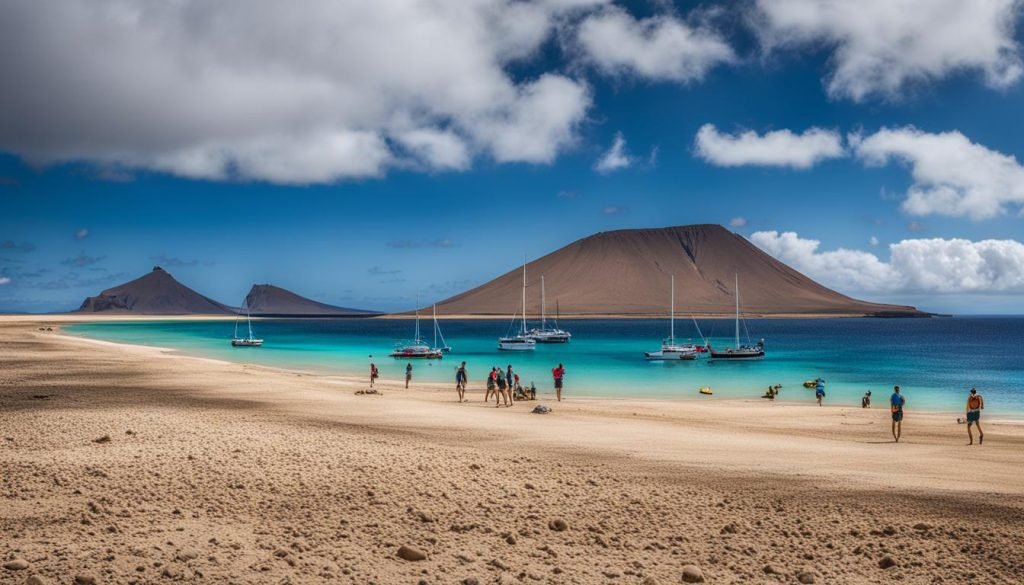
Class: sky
2,0,1024,314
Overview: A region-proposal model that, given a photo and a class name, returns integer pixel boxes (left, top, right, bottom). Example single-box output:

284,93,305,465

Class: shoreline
4,315,1024,583
58,315,1024,418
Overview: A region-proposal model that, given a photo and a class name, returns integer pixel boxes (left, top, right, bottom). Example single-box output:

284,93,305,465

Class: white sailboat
498,262,536,351
528,275,571,343
709,274,765,360
231,297,263,347
644,275,703,360
391,295,443,359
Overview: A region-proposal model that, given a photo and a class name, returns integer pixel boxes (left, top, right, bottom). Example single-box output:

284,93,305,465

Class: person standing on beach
455,361,467,402
370,363,379,388
890,385,905,443
815,380,825,406
552,363,565,402
405,362,412,389
966,387,985,445
506,364,514,396
486,367,498,403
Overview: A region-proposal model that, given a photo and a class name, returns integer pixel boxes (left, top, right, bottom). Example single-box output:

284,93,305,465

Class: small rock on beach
397,545,427,561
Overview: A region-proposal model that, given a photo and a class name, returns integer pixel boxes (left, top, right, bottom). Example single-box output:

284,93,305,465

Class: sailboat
231,297,263,347
708,274,765,360
528,275,571,343
390,296,443,359
432,304,452,353
498,262,536,351
645,275,703,360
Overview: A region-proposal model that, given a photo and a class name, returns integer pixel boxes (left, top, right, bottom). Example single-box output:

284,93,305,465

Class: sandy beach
3,316,1024,585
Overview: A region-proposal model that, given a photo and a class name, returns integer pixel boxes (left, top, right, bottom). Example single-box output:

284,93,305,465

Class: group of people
371,360,567,405
887,385,985,445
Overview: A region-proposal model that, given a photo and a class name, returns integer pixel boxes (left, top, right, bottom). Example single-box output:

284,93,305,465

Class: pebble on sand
25,576,48,585
797,571,816,584
92,435,111,444
74,576,97,585
879,555,898,569
397,545,427,561
3,559,29,570
548,519,568,532
680,565,704,583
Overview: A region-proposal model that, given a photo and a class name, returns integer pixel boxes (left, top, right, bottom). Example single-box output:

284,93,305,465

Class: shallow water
67,316,1024,414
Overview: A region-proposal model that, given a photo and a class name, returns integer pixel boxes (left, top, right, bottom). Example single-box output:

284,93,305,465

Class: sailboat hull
498,337,536,351
708,349,764,360
231,338,263,347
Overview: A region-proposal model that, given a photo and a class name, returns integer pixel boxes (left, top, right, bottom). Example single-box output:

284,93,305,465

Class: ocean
66,316,1024,414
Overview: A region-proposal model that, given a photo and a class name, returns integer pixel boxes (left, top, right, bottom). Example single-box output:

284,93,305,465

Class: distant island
73,225,925,318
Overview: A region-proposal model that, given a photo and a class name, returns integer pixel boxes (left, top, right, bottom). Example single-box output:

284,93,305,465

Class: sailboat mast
432,304,437,348
541,275,546,330
414,293,421,343
734,274,740,349
246,300,254,340
670,274,675,343
521,262,528,336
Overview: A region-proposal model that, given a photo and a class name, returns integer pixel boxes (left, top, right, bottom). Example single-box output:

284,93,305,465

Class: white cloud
0,0,600,184
396,129,471,172
602,206,626,215
852,126,1024,220
0,277,10,285
575,6,735,81
694,124,845,169
753,0,1024,101
869,236,879,247
729,217,748,228
594,132,632,173
74,228,89,240
751,230,1024,293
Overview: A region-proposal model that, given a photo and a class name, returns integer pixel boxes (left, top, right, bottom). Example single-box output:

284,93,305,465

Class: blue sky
2,1,1024,313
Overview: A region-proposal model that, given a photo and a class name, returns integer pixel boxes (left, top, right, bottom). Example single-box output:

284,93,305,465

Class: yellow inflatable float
699,386,713,395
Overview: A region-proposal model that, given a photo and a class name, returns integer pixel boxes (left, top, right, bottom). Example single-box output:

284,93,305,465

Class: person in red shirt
369,363,379,388
552,363,565,402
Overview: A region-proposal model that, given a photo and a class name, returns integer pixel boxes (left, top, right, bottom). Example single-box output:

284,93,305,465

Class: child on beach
862,391,871,408
966,388,984,445
890,385,905,443
370,363,379,388
405,363,412,389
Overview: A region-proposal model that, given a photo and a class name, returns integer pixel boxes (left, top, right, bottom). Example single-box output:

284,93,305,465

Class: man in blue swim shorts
890,385,905,443
966,387,984,445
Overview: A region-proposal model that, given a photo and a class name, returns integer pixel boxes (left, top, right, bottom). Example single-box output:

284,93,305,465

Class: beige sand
2,316,1023,585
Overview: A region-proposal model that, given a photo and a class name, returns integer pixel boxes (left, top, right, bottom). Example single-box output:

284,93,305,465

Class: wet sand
2,316,1023,584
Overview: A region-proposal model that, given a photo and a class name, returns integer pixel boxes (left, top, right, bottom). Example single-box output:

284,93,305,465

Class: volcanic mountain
431,224,923,317
245,284,377,317
76,266,233,315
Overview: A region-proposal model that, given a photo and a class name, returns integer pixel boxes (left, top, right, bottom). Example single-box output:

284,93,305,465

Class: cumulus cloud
729,217,748,228
0,277,10,285
594,132,633,173
869,236,879,247
753,0,1024,101
852,126,1024,220
694,124,845,169
575,5,735,82
0,0,599,184
751,230,1024,294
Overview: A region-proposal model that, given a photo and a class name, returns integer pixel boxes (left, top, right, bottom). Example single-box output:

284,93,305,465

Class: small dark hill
245,284,377,317
76,267,232,315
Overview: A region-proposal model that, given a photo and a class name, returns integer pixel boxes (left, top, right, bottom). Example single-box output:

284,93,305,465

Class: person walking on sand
815,380,825,406
486,367,498,403
369,363,379,388
505,364,514,397
890,385,905,443
966,387,985,445
496,370,509,407
405,362,412,389
552,363,565,402
455,361,468,402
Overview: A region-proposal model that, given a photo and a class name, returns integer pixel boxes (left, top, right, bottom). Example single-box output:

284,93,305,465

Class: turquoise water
66,317,1024,414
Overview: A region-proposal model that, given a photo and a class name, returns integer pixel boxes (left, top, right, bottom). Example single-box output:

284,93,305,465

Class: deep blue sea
67,316,1024,414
